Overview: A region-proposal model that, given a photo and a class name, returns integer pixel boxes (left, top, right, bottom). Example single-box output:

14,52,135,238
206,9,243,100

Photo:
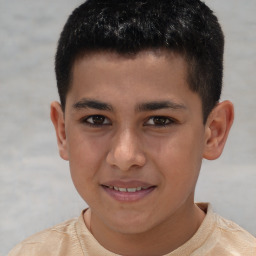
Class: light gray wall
1,1,255,255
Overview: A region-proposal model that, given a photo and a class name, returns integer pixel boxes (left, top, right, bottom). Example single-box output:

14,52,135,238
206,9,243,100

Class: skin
51,51,234,256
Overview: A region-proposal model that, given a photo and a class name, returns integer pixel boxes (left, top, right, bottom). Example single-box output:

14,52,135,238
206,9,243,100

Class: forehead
74,50,187,73
66,50,200,112
71,50,188,91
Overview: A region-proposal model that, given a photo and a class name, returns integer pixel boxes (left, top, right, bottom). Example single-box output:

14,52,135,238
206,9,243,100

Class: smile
101,184,156,202
103,185,151,193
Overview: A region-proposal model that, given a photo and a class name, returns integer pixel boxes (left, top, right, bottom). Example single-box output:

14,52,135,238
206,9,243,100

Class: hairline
63,48,206,122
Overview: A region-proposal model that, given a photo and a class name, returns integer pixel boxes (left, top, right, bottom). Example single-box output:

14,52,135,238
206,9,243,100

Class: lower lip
102,186,156,202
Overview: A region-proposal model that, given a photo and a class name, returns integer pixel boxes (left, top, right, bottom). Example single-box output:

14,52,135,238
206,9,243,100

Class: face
56,51,209,235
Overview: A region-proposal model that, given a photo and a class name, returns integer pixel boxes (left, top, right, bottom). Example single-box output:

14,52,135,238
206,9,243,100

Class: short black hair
55,0,224,122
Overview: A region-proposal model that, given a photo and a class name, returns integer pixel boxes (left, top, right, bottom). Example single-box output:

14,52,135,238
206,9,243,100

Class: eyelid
144,116,176,126
80,115,177,127
81,115,111,127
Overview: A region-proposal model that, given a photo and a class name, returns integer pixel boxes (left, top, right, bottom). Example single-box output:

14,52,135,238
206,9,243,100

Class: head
51,1,234,253
55,0,224,123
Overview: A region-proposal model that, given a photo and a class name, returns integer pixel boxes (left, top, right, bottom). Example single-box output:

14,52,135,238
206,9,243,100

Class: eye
83,115,111,127
145,116,175,127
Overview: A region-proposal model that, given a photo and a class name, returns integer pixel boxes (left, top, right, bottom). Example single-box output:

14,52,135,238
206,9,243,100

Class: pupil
154,117,166,125
93,115,104,124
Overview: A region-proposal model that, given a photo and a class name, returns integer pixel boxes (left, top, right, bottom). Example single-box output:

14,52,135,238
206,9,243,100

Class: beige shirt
8,203,256,256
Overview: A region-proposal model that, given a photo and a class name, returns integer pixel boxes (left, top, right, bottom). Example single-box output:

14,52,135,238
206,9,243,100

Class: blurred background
0,0,255,255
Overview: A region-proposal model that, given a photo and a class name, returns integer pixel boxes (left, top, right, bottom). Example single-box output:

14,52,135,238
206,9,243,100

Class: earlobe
50,101,69,160
203,100,234,160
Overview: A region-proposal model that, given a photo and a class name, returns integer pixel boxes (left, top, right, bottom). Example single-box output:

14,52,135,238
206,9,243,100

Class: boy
9,0,256,255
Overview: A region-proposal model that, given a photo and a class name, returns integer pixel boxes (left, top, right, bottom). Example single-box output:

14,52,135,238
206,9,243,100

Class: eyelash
145,116,176,127
81,115,176,128
81,115,111,127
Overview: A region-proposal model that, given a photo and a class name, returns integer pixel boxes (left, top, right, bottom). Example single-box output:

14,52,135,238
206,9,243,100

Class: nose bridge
106,126,146,171
118,127,134,153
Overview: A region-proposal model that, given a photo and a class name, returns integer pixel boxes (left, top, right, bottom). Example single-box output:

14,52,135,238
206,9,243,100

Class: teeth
127,188,136,192
106,185,150,192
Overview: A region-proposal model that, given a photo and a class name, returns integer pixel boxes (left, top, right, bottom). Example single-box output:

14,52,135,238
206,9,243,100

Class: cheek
66,133,108,188
147,128,204,181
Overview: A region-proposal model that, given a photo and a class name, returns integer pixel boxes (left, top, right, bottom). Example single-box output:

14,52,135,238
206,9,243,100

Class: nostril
106,130,146,170
106,146,146,171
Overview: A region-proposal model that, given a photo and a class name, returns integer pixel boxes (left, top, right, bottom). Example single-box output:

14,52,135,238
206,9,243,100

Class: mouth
101,183,156,202
102,185,153,193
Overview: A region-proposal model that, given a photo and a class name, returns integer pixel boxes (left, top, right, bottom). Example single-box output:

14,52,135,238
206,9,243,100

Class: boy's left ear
203,100,234,160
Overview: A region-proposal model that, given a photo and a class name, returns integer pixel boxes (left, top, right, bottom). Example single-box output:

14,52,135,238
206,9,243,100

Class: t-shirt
8,203,256,256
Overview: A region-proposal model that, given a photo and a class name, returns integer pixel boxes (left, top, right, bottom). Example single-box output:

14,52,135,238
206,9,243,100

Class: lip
102,180,154,189
101,180,156,202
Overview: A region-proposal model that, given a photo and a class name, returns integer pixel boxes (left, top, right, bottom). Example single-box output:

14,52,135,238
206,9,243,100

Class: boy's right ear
50,101,69,160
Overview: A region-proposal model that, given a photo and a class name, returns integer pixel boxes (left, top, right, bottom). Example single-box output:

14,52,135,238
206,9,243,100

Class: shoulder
215,213,256,242
212,212,256,255
193,203,256,256
8,217,81,256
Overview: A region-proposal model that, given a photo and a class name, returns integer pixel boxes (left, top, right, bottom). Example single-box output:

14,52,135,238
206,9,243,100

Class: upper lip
101,180,155,189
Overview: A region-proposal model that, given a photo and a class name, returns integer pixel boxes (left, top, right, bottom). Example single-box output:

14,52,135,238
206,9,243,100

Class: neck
86,201,205,256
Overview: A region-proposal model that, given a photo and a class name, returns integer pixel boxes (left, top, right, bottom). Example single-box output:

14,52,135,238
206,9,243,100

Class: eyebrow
136,101,186,112
72,98,186,112
73,98,113,111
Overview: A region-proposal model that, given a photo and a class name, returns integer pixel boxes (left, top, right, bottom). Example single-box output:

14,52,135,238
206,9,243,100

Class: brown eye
91,115,105,125
84,115,111,126
153,117,169,125
145,116,174,127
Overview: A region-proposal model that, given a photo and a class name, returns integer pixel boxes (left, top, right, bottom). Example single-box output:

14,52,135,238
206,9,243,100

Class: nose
106,129,146,171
